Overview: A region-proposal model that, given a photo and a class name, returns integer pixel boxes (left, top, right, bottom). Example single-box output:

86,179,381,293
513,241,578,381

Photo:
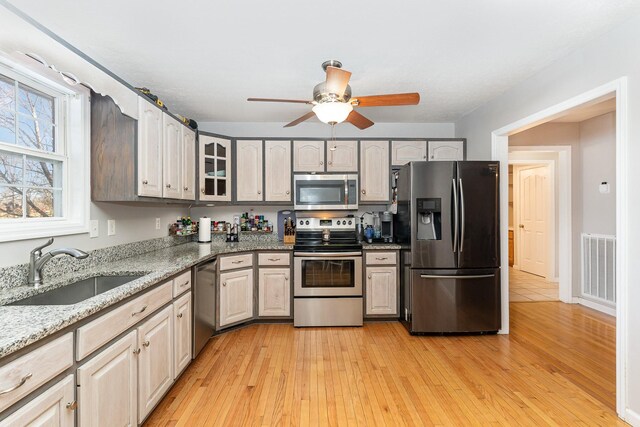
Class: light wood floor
145,302,621,426
509,268,559,302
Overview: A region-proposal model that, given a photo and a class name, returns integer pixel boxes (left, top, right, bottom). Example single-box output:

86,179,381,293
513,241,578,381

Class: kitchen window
0,55,89,242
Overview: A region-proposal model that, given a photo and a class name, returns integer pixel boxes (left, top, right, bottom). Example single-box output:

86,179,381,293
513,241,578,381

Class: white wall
455,13,640,420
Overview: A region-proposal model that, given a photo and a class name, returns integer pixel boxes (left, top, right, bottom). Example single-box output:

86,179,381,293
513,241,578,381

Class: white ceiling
8,0,640,124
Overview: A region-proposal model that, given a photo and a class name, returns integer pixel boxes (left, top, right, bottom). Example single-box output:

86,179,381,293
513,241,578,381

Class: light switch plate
89,220,99,238
155,218,161,230
107,219,116,236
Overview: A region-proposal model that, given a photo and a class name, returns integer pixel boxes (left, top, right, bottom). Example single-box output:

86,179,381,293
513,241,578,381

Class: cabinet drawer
0,333,73,412
258,252,290,266
365,252,397,265
173,270,192,297
76,281,173,361
220,253,253,271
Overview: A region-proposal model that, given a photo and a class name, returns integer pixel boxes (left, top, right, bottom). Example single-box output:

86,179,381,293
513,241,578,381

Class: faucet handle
31,237,54,255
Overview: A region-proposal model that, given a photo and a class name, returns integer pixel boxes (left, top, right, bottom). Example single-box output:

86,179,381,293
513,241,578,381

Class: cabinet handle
166,184,171,188
142,180,148,185
361,189,366,194
376,257,388,260
66,401,78,411
184,187,189,191
131,305,148,317
286,190,290,195
223,282,227,286
0,373,32,396
133,348,141,355
328,161,333,165
320,161,324,165
232,260,244,264
201,189,205,194
285,275,289,281
177,313,183,318
257,190,261,195
180,281,190,287
368,275,372,279
143,340,150,348
268,258,281,261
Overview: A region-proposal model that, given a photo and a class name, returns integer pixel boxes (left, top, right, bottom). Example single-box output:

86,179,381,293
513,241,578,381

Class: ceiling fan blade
247,97,312,104
284,111,316,128
325,66,352,97
352,93,420,107
346,110,374,130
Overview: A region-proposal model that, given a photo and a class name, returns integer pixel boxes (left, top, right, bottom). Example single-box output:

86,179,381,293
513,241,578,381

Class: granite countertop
361,242,404,250
0,241,292,359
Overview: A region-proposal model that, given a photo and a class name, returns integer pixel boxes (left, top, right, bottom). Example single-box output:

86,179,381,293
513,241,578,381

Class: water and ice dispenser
416,198,441,240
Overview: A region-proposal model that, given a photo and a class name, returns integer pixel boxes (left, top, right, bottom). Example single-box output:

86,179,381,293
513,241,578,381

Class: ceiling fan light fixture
312,102,353,124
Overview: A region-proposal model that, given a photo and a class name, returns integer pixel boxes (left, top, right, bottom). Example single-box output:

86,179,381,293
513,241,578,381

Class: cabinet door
392,141,427,165
327,140,358,172
428,140,464,161
360,140,390,202
236,140,264,201
219,269,254,328
162,114,182,199
293,140,325,172
1,375,75,427
137,99,163,197
77,331,137,427
258,268,290,317
173,293,192,378
366,266,397,315
199,135,231,201
137,305,174,423
181,127,196,200
265,140,292,201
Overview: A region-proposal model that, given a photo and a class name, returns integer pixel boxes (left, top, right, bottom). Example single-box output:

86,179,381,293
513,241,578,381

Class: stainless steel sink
8,275,144,306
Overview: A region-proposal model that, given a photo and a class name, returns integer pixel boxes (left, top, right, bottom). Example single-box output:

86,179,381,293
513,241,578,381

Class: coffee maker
380,211,393,243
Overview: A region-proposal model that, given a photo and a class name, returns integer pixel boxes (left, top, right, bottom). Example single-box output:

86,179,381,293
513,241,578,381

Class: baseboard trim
573,297,616,317
623,408,640,426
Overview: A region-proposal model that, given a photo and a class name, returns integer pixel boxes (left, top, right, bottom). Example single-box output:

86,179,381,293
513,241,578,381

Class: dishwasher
193,258,217,357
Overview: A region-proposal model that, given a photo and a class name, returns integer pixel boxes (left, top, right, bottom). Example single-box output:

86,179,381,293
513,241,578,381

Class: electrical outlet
89,220,99,238
107,219,116,236
155,218,161,230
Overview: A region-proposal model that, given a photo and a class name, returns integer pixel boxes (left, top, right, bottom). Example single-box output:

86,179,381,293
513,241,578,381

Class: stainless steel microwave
293,174,358,210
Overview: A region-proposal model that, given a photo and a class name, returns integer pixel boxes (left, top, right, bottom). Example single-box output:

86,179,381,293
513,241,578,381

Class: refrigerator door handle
452,178,458,253
420,274,495,279
459,178,465,252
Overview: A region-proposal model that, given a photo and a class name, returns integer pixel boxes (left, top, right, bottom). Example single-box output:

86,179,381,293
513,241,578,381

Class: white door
293,140,325,172
366,267,397,315
360,140,390,202
137,305,174,423
162,114,182,199
391,140,427,165
327,140,358,171
258,268,290,317
137,98,163,197
77,331,137,427
173,293,192,378
199,135,231,201
236,140,263,201
428,140,464,161
264,140,292,201
1,375,75,427
517,165,548,277
181,127,196,200
219,269,254,327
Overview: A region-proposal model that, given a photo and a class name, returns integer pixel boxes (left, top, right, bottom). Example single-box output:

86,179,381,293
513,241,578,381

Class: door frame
491,77,627,418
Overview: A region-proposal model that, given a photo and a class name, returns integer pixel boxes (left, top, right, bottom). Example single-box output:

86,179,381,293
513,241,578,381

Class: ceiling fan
247,60,420,130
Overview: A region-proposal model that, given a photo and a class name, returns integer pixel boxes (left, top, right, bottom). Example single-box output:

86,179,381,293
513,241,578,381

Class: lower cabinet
1,374,75,427
219,268,254,328
137,305,174,423
173,293,192,378
77,331,138,427
365,266,398,316
258,268,290,317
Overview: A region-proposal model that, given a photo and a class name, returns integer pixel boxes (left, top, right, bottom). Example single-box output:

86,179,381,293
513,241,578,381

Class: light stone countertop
0,241,291,359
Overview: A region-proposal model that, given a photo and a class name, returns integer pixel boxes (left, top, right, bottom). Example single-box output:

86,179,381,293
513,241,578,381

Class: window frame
0,54,89,242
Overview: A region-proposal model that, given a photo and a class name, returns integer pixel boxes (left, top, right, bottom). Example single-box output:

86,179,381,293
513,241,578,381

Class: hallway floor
509,267,559,302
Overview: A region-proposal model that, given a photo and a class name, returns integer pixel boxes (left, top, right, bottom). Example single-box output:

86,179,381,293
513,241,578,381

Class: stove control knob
299,220,304,226
305,220,310,225
348,220,352,225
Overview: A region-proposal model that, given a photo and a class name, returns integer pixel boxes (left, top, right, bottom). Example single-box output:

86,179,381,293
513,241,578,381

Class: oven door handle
294,252,362,257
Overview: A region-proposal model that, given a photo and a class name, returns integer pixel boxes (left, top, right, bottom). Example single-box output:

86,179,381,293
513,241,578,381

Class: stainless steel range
293,216,363,327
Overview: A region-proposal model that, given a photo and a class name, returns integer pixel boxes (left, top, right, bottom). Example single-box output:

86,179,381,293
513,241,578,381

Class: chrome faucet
28,238,89,288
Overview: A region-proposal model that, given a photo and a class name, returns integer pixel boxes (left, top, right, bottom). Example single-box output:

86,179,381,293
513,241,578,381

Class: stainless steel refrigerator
395,161,501,334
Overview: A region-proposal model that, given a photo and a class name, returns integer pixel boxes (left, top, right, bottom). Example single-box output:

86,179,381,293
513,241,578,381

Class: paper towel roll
198,217,211,243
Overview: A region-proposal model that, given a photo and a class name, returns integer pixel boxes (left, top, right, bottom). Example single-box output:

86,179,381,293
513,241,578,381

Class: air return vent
581,233,616,306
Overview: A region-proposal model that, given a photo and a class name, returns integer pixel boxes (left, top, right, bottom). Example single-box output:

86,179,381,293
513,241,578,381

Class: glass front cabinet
199,135,232,201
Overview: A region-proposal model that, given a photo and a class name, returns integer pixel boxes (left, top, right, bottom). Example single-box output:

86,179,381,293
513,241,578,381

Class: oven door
294,252,362,297
294,174,358,210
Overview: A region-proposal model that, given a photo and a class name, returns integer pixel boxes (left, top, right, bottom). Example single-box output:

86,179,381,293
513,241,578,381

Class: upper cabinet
199,135,231,201
236,140,263,202
137,98,164,198
162,114,182,199
265,140,292,202
360,140,390,202
428,139,465,161
293,140,325,172
392,140,427,166
327,140,358,172
181,127,196,200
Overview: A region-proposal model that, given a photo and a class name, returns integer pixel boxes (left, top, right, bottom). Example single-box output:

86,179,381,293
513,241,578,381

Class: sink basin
8,275,144,306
